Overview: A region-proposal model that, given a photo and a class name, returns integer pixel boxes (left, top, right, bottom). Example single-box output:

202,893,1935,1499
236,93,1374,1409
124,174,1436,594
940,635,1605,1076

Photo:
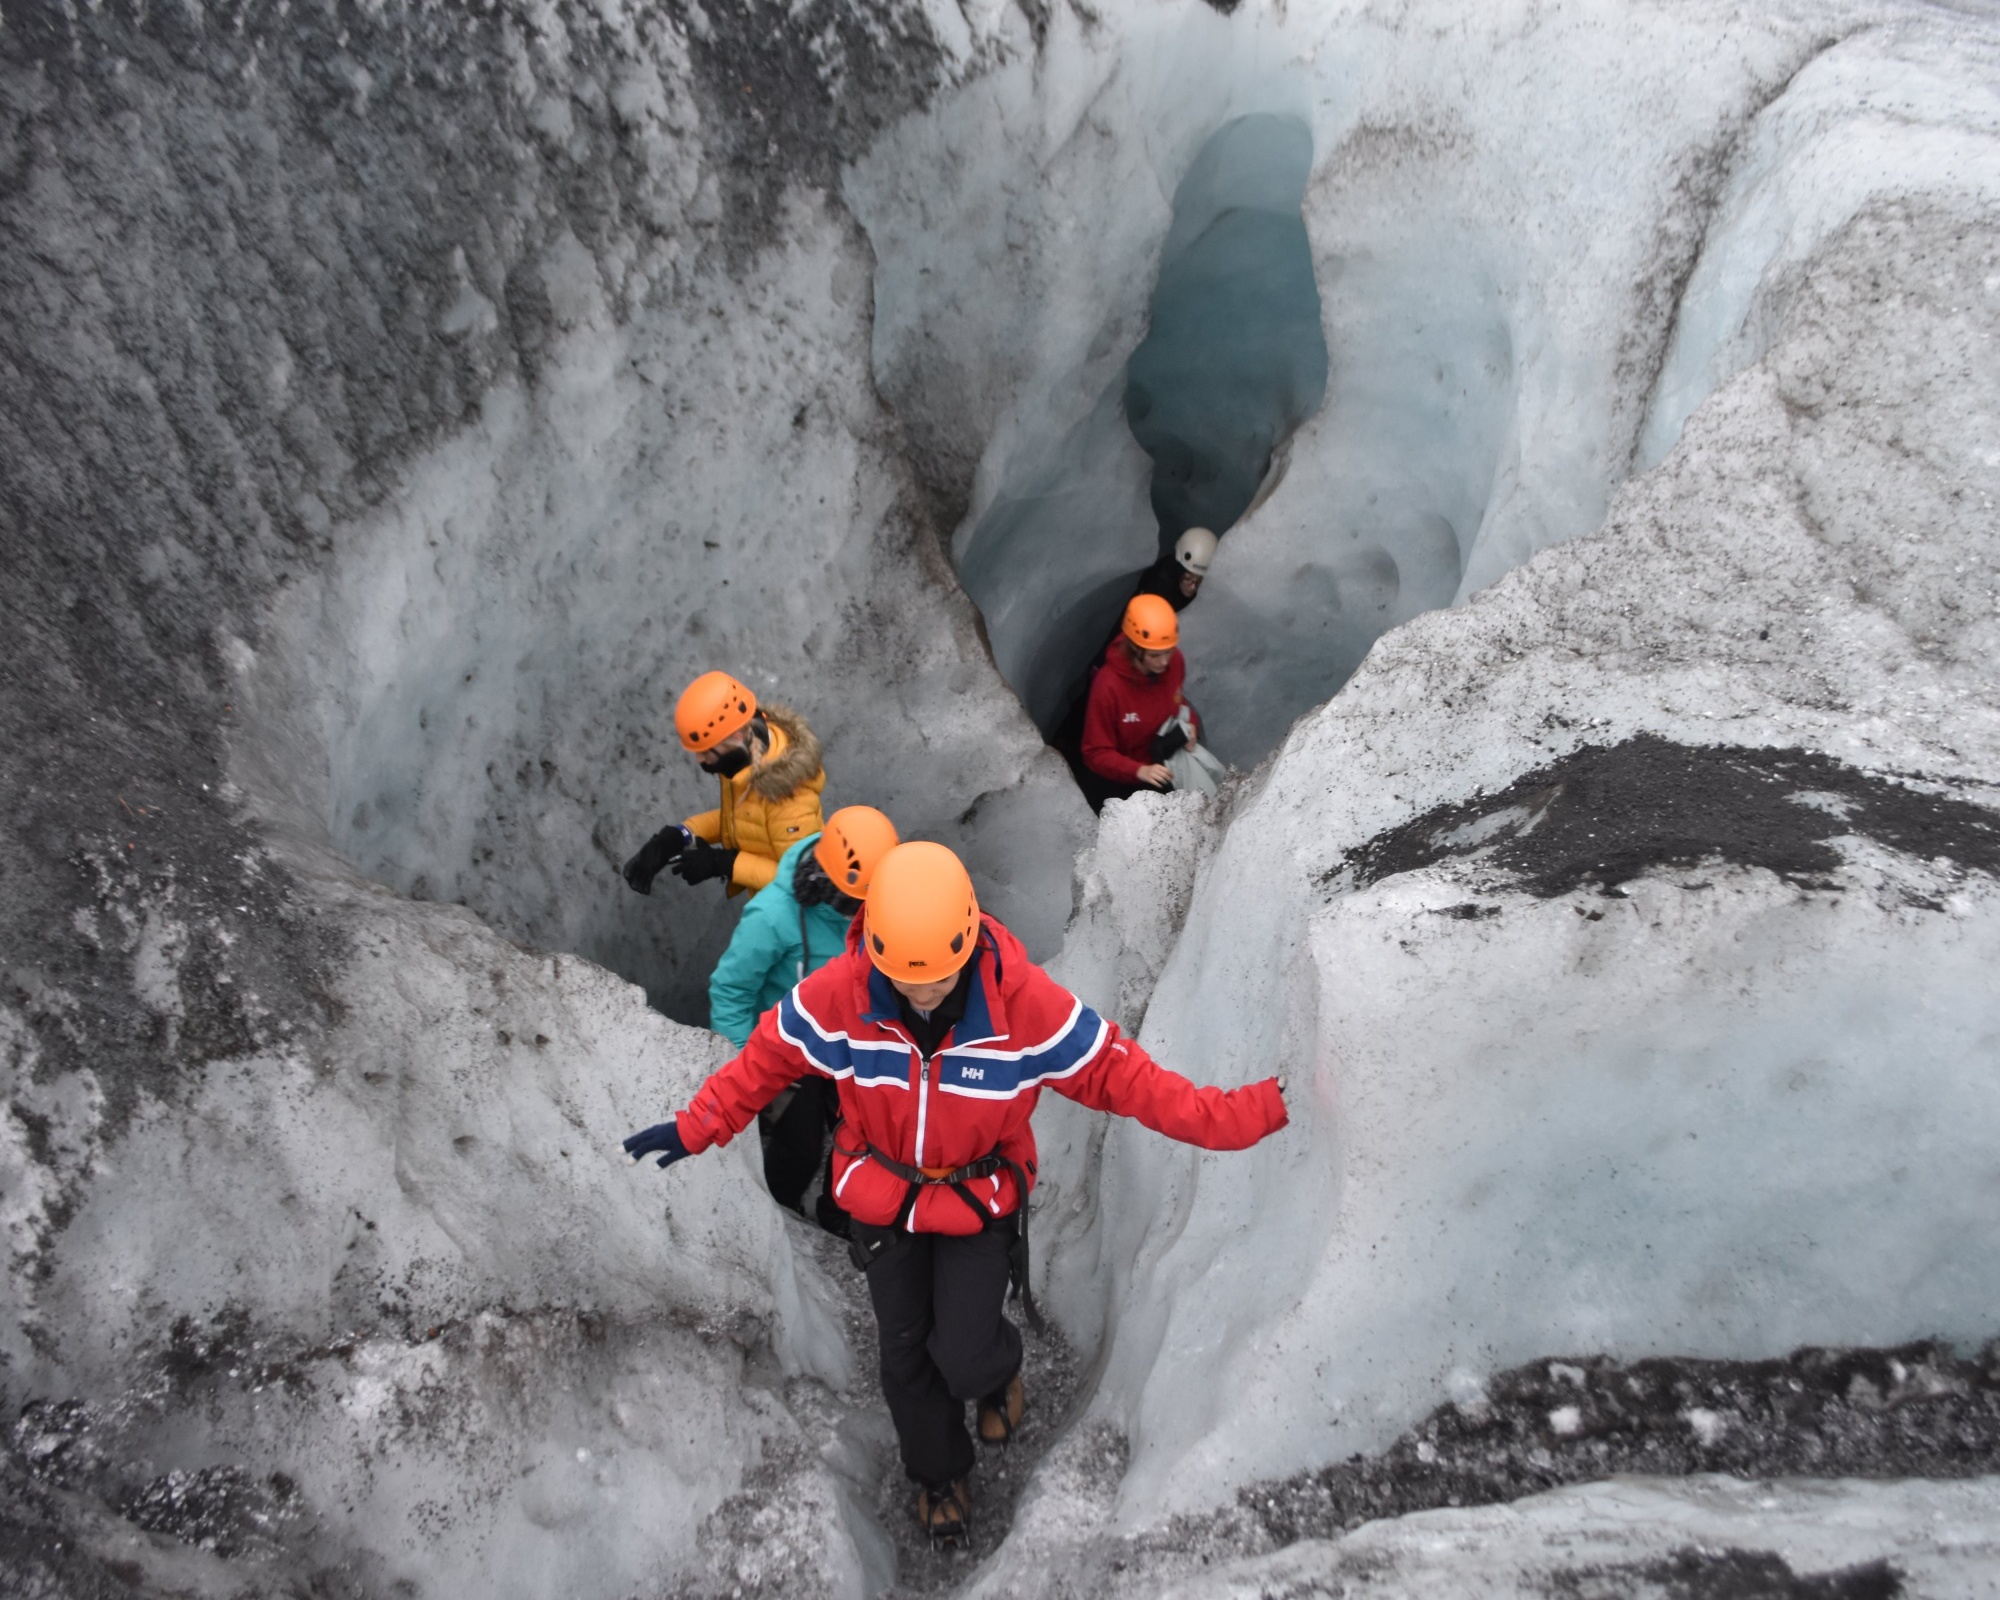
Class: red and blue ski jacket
675,914,1287,1235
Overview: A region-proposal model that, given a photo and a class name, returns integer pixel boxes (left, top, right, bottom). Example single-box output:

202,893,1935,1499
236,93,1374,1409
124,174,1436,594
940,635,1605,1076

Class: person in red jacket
1081,593,1199,806
622,841,1287,1546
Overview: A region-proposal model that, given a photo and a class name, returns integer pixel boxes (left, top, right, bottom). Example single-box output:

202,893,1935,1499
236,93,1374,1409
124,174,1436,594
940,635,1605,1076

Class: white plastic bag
1158,709,1226,796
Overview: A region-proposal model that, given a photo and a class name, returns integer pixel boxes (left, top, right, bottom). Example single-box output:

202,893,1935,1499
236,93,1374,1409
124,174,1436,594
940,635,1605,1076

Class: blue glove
623,1120,690,1169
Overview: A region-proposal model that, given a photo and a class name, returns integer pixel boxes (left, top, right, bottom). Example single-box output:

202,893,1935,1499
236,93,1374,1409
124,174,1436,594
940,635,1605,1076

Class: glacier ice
960,107,1331,739
855,0,1890,767
1,834,876,1597
1158,1476,2000,1600
5,0,2000,1593
238,175,1090,1029
1020,176,2000,1558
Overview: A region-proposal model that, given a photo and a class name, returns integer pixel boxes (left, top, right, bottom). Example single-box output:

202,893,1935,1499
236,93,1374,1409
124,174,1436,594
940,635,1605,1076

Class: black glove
671,839,738,886
1149,721,1190,763
622,825,690,894
623,1120,690,1169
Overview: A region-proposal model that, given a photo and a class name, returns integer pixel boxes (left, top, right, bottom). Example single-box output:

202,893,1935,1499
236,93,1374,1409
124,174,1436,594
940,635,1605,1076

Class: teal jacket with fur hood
708,833,853,1048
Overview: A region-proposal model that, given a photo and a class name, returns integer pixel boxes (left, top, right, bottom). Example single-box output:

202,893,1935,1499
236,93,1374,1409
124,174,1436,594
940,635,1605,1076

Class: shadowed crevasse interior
1123,114,1329,546
953,114,1329,739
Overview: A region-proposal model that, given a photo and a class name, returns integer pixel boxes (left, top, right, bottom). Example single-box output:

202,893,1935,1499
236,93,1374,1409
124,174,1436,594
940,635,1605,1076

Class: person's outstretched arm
623,1003,825,1168
1052,1017,1285,1150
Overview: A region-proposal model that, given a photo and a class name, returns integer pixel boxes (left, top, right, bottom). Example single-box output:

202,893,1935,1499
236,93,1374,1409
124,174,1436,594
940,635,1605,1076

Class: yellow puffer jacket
684,704,827,896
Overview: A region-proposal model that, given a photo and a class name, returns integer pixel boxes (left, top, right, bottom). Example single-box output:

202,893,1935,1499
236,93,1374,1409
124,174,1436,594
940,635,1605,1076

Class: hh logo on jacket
1122,712,1142,723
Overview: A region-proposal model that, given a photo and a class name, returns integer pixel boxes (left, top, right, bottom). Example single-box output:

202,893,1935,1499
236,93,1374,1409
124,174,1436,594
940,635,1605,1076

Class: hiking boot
917,1477,971,1547
977,1372,1026,1446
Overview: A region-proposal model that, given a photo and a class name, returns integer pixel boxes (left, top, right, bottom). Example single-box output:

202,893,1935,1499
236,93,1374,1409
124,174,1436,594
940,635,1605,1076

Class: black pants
860,1224,1021,1487
762,1077,837,1211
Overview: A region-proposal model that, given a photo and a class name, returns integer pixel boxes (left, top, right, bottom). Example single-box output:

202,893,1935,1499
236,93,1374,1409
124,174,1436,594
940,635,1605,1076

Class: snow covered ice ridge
1005,111,2000,1600
5,1,2000,1598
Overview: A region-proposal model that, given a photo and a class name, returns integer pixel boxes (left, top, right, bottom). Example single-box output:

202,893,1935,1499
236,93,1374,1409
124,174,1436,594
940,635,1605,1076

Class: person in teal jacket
708,807,899,1216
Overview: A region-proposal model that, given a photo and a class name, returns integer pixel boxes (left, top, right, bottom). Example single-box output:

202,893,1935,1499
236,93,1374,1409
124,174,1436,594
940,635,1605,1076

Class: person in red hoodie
622,841,1287,1546
1081,592,1198,806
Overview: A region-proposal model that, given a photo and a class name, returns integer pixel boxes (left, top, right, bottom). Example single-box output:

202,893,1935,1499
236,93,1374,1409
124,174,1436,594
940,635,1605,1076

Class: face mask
701,747,752,778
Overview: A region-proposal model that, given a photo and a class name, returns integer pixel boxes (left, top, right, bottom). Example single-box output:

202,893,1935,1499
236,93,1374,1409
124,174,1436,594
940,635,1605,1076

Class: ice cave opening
937,98,1525,777
1124,114,1328,550
951,113,1331,747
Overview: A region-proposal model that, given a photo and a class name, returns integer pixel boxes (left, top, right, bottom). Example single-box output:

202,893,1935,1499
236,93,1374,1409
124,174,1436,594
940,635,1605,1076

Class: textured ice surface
962,107,1330,736
229,37,1090,1029
7,0,2000,1594
1125,114,1326,547
860,0,2000,768
239,218,1090,1026
1016,186,2000,1554
1,836,872,1597
1159,1476,2000,1600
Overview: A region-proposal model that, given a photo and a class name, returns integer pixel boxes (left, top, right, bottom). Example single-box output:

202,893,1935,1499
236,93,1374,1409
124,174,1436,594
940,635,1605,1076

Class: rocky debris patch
1234,1340,2000,1550
0,1440,166,1600
663,0,950,255
1551,1545,1903,1600
114,1464,301,1560
1333,735,2000,902
979,1342,2000,1599
12,1400,109,1493
5,1295,820,1595
681,1219,1086,1599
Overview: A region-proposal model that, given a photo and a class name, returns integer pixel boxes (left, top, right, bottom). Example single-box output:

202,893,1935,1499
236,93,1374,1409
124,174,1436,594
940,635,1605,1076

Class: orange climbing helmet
814,806,900,899
864,841,981,982
674,670,757,752
1122,592,1179,651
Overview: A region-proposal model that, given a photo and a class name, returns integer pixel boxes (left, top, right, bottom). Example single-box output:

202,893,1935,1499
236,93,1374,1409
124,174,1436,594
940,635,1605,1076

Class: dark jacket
1133,553,1198,610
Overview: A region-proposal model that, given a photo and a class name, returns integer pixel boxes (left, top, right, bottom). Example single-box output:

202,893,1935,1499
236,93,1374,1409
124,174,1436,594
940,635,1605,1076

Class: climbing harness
840,1136,1045,1335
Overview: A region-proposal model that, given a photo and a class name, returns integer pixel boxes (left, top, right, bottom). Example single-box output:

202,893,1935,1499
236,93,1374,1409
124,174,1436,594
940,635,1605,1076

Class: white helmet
1174,526,1218,576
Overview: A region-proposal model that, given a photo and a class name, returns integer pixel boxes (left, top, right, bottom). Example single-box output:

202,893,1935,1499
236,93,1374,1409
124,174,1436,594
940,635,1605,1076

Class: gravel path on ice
787,1220,1083,1598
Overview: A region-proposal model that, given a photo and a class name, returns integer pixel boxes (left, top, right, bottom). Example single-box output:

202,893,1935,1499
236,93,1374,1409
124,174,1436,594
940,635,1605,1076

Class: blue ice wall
1126,115,1328,547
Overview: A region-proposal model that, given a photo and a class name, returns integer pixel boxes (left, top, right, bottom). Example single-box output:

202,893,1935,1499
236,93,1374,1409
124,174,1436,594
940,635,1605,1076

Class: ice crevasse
1013,24,2000,1565
3,0,2000,1592
852,0,2000,1574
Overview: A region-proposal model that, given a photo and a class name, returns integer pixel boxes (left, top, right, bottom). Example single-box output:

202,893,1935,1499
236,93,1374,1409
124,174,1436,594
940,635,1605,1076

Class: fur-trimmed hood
749,703,823,801
681,701,826,897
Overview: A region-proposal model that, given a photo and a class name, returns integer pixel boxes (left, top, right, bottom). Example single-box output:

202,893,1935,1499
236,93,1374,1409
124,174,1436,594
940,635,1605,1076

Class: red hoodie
1081,639,1194,783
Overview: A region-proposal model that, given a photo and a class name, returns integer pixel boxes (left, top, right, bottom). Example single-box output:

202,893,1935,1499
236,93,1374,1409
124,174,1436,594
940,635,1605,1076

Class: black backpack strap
992,1155,1045,1334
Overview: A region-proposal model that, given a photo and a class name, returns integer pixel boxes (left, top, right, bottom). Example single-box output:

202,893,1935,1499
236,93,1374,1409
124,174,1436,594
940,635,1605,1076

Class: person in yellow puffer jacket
621,671,827,899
